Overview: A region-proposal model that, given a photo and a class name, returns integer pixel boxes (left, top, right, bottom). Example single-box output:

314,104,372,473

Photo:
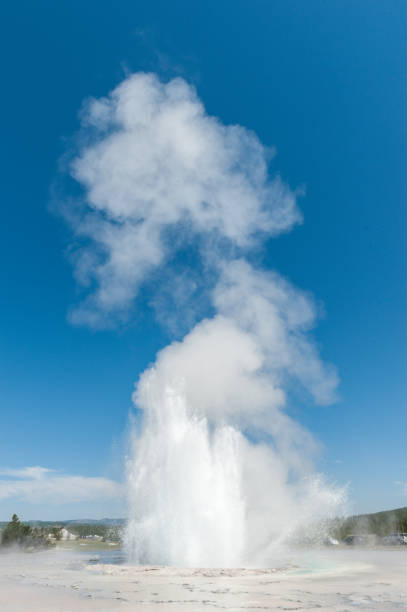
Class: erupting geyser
65,72,345,566
125,268,344,566
127,378,246,567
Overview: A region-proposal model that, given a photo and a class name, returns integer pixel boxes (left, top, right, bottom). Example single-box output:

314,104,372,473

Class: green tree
1,514,31,546
1,514,52,549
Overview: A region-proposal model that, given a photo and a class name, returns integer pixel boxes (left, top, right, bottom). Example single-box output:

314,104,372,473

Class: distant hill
64,518,125,526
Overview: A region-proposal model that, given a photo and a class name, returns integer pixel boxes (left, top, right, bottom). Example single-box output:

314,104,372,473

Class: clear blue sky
0,0,406,520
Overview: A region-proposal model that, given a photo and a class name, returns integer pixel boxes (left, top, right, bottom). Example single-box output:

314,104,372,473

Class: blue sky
0,0,406,520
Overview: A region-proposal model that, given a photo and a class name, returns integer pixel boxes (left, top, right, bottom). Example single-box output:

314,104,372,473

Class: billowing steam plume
66,73,344,566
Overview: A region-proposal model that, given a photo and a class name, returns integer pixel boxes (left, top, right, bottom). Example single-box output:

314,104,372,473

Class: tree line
0,514,53,549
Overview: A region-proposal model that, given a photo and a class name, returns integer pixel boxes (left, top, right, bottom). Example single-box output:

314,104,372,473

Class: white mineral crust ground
1,548,407,611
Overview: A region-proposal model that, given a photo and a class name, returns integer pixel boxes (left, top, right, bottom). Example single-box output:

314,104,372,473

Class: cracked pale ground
1,548,406,611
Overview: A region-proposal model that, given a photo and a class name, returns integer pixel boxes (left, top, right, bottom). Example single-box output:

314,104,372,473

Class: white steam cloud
64,72,344,566
67,73,301,326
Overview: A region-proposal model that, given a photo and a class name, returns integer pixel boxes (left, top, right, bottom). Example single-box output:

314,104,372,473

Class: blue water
83,549,126,565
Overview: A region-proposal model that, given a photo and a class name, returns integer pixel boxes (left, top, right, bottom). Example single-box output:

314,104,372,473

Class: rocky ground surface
0,548,407,611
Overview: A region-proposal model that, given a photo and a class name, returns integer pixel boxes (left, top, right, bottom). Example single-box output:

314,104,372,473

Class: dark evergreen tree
1,514,52,549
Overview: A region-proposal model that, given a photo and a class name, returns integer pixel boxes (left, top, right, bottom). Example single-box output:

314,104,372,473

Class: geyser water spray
126,378,246,567
64,73,345,566
125,301,344,567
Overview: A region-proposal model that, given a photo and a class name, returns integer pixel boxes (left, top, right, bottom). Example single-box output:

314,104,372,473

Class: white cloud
0,467,124,504
0,466,55,480
65,72,301,326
